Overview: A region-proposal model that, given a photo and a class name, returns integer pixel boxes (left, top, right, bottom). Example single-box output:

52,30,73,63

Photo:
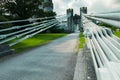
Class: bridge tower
67,9,74,33
79,7,87,32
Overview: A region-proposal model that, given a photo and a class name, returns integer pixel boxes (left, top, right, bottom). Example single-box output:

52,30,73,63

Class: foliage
4,0,44,19
0,0,56,29
114,31,120,38
79,33,85,48
44,12,56,17
0,7,5,15
0,15,8,21
1,0,56,20
50,26,66,33
43,2,53,7
0,15,13,28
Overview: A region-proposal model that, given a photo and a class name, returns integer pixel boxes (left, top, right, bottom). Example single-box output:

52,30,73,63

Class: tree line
0,0,56,26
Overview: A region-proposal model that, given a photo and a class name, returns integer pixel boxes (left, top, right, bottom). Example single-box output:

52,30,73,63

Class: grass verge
9,33,67,53
79,33,85,48
114,31,120,38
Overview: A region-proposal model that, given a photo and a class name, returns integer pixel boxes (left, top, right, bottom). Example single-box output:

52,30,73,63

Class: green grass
9,33,67,53
114,31,120,38
79,33,85,48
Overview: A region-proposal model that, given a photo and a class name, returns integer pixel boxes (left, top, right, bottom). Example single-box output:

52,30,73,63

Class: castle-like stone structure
66,7,87,32
42,0,53,12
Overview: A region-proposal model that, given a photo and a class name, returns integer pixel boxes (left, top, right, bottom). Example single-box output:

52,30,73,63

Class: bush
79,33,85,48
50,27,66,33
0,16,13,29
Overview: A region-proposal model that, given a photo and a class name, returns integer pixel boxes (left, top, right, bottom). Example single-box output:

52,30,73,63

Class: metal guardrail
0,19,55,33
0,19,56,39
87,13,120,21
0,14,66,25
9,22,59,46
85,16,120,28
83,18,120,80
0,15,66,46
0,20,57,45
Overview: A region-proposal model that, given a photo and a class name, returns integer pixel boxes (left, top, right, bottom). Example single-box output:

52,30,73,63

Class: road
0,33,79,80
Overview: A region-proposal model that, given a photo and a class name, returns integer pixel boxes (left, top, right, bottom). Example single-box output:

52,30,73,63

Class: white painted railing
0,15,66,46
87,13,120,21
83,18,120,80
85,16,120,28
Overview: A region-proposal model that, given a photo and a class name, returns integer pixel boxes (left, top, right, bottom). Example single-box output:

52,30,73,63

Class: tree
4,0,44,20
4,0,56,19
44,11,56,17
0,0,56,25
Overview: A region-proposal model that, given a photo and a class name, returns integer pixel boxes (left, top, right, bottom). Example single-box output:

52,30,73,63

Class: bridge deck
0,33,79,80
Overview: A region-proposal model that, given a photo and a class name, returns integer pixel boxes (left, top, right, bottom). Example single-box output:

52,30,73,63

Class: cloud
52,0,69,15
114,0,120,3
87,0,112,13
84,0,120,14
53,0,120,15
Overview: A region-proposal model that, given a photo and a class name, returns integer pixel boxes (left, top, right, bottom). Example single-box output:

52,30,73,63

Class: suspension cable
0,14,66,25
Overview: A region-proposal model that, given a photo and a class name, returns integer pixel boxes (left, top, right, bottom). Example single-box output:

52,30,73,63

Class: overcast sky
52,0,120,15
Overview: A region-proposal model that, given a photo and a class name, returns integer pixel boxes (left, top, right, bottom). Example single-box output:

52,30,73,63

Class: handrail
83,18,120,80
0,14,66,25
85,16,120,28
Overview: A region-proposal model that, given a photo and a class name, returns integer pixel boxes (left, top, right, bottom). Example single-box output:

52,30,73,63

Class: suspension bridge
0,6,120,80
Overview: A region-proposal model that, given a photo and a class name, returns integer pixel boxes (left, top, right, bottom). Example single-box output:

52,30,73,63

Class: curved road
0,33,79,80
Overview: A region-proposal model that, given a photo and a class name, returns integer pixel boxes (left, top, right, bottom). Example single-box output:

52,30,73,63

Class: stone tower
42,0,53,12
79,7,87,32
67,9,74,33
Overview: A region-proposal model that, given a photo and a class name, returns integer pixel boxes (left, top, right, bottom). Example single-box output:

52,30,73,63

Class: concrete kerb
73,45,97,80
73,49,86,80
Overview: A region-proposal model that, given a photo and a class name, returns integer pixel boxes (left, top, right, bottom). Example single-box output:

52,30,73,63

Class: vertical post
67,9,74,33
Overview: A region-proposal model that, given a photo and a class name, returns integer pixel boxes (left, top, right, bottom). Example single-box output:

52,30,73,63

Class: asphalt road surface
0,33,79,80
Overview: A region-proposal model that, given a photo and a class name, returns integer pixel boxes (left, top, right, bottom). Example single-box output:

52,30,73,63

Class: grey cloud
88,0,120,14
114,0,120,3
64,0,73,3
53,0,120,15
89,0,109,13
